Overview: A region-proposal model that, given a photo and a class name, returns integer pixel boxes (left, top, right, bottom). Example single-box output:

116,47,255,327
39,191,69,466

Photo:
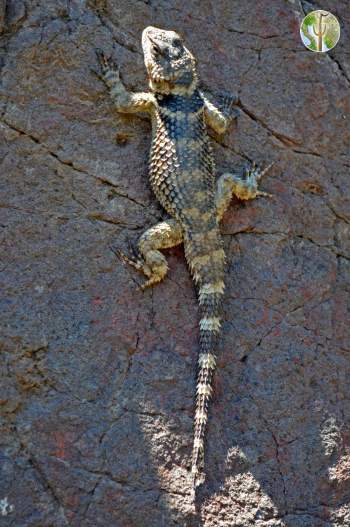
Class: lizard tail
184,231,226,489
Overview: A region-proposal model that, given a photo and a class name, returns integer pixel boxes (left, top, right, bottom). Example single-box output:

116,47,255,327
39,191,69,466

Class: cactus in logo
313,11,329,52
300,10,340,53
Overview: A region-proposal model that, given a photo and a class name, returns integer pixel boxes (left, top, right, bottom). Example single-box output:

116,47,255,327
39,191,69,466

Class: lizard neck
149,74,198,97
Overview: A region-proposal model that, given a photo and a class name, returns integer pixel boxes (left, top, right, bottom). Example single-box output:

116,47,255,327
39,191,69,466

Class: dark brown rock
0,1,5,34
0,1,349,525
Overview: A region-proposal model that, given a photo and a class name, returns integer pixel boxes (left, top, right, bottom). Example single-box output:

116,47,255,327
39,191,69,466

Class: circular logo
300,10,340,52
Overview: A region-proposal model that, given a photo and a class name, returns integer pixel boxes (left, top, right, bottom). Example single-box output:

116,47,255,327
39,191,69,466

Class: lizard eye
173,38,182,47
152,43,162,55
149,36,165,56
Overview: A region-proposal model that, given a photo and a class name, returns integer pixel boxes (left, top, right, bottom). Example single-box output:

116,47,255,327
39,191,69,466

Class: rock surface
0,0,349,525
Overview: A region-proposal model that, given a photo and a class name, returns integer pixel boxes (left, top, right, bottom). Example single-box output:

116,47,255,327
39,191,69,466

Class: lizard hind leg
120,219,183,290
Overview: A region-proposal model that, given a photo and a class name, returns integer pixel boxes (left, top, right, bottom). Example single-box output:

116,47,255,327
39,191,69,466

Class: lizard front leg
96,51,156,114
119,219,183,290
201,92,238,135
216,162,273,222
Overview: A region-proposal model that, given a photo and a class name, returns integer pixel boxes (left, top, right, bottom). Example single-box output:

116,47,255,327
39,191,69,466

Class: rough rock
0,1,349,525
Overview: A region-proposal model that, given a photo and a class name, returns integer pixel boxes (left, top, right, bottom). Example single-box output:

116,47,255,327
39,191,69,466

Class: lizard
96,26,272,490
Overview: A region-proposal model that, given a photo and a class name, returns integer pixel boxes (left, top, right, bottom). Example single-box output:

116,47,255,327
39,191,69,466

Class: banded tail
184,226,226,488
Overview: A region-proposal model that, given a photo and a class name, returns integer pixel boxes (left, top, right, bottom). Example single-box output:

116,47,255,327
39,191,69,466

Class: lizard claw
116,249,141,271
90,65,104,81
114,245,161,291
95,48,108,65
256,190,273,198
95,49,120,88
250,162,274,199
96,49,119,72
254,162,274,182
218,91,239,120
230,161,274,200
95,49,107,71
222,92,238,110
127,238,139,260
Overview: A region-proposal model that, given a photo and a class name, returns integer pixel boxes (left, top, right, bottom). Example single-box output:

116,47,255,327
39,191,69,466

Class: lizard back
150,90,215,221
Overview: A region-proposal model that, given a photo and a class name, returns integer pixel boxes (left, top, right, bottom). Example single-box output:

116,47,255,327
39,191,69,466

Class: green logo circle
300,10,340,52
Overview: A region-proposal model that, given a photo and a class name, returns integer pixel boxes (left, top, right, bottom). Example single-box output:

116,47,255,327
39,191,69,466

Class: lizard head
142,26,198,95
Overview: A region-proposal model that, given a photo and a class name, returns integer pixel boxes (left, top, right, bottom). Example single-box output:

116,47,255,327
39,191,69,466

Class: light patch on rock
0,497,14,517
320,417,341,456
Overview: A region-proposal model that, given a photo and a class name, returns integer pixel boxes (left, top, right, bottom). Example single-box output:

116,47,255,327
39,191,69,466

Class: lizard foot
219,91,240,120
231,161,274,200
96,49,120,85
116,248,168,291
116,249,145,272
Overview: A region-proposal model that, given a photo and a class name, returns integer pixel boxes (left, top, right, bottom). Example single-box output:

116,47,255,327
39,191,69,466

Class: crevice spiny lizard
96,26,272,492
